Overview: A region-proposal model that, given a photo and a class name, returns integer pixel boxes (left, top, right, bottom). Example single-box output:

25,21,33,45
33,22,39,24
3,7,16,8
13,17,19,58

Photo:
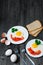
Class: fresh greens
35,39,41,45
11,28,18,33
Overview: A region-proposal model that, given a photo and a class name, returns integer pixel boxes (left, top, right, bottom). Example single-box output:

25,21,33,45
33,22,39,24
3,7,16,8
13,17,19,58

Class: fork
14,49,35,65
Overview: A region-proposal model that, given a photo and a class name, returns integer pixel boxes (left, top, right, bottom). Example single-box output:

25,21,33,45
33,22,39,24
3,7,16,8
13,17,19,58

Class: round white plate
7,26,29,44
26,39,43,58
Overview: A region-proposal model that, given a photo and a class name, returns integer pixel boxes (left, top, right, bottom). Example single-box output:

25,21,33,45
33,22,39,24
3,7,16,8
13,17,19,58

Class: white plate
7,26,29,44
26,39,43,58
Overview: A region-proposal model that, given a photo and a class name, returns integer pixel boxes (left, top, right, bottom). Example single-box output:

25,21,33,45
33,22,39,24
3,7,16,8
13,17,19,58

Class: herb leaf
11,28,18,33
35,39,41,45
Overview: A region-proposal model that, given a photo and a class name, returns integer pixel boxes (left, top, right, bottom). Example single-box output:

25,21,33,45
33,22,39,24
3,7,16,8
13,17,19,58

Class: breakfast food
28,47,41,55
29,27,43,35
5,49,12,56
0,38,6,43
26,20,43,37
10,54,17,62
26,39,43,57
7,26,28,44
26,20,42,32
1,32,6,38
10,30,24,42
11,34,24,42
30,29,42,37
10,28,24,42
27,39,42,55
5,40,10,45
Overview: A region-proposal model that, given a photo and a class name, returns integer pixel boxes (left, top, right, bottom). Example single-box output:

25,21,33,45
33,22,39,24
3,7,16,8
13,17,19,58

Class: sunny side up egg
10,31,24,42
31,43,40,51
31,43,43,53
11,31,23,37
15,31,23,37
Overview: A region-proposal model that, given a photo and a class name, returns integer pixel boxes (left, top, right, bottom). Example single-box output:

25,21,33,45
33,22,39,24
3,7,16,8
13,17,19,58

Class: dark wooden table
0,0,43,65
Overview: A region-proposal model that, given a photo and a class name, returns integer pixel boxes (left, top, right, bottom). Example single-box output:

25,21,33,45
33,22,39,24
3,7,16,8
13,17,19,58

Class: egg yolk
32,43,38,48
16,31,22,36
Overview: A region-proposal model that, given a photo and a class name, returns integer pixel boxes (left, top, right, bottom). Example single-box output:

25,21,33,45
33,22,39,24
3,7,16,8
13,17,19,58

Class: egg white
38,45,43,53
15,31,23,38
31,43,39,51
31,43,43,53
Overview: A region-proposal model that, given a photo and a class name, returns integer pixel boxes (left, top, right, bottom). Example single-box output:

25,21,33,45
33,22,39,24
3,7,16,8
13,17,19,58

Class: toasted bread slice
31,30,41,37
29,27,43,35
26,20,42,32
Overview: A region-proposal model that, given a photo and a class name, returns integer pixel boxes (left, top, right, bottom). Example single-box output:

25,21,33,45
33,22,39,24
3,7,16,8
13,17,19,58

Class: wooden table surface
0,0,43,65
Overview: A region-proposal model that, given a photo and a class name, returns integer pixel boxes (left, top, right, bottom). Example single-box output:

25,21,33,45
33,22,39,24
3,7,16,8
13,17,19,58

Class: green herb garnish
11,28,18,33
35,39,41,45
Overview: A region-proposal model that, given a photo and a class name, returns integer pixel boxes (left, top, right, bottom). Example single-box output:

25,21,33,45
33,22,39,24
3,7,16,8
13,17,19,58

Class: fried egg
10,31,24,39
31,43,43,53
31,43,38,48
15,31,23,37
31,43,40,51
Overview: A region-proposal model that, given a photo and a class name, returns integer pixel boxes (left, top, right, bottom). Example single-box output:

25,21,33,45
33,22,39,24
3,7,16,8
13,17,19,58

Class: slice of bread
31,30,41,37
29,27,43,35
26,20,42,32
